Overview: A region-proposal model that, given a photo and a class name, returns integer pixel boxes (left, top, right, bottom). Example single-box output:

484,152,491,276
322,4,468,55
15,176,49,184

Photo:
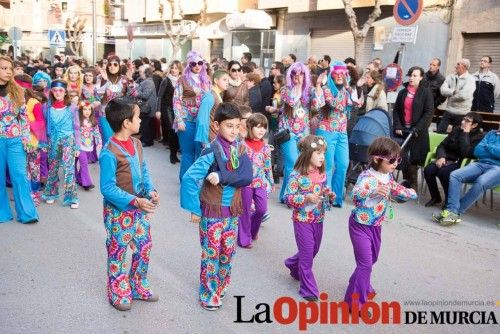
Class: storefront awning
225,9,272,30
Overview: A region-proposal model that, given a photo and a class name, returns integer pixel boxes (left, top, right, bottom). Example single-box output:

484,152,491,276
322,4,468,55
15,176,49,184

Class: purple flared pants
285,221,323,298
75,151,94,187
344,214,381,308
238,186,267,247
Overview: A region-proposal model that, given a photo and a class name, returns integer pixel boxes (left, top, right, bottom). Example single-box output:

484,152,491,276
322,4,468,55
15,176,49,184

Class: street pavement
1,143,499,334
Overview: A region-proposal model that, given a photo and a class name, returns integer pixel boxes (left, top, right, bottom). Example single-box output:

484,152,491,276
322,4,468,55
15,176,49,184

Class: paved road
1,144,499,334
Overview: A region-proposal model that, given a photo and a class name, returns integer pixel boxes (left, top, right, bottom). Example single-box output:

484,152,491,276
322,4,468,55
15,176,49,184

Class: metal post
92,0,97,64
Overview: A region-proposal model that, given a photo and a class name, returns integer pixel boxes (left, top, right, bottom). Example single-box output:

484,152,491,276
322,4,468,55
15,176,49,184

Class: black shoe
303,296,318,302
425,198,442,207
83,185,95,191
24,219,38,224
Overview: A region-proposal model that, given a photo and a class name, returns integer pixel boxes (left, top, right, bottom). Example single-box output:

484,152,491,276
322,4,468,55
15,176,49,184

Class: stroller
346,108,413,190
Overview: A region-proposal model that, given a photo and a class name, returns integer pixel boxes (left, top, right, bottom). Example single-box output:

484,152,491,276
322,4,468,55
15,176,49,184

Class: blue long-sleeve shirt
473,130,500,166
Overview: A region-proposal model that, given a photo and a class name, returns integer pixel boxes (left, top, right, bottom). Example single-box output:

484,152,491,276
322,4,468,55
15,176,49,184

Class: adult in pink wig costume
278,62,316,201
173,51,211,181
313,60,354,207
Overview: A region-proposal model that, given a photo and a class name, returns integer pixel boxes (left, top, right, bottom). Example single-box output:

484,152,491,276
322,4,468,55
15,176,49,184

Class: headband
51,81,67,89
15,80,32,90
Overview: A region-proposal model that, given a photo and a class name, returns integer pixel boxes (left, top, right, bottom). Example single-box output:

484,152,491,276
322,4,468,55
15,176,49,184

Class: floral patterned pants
199,216,238,307
27,149,41,206
104,203,154,307
42,136,78,205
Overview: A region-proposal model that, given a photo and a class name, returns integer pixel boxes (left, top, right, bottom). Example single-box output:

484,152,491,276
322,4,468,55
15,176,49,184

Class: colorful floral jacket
283,170,334,224
243,141,274,194
0,95,30,145
313,85,352,133
172,76,211,130
81,84,102,103
97,75,137,106
278,87,311,138
80,120,102,152
351,169,417,226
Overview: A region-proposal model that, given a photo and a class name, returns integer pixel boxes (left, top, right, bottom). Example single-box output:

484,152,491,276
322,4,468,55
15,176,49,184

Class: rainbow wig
286,62,311,105
327,60,351,97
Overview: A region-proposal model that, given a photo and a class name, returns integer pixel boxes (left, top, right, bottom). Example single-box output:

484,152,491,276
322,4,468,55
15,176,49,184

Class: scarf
229,77,242,87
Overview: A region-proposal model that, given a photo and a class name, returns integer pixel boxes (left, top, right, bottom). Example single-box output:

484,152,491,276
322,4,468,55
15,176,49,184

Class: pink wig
286,62,311,105
182,50,211,90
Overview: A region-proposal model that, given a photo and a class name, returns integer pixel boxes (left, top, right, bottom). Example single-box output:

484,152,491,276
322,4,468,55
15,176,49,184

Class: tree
342,0,382,62
65,17,87,56
158,0,208,58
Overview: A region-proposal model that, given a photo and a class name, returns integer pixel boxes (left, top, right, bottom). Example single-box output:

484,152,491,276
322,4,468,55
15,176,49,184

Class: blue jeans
315,129,349,206
0,137,38,223
178,121,200,182
447,162,500,214
279,134,300,202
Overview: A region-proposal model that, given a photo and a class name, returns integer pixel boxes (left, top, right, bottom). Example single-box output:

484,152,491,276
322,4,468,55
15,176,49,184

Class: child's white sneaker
70,203,79,209
46,199,55,204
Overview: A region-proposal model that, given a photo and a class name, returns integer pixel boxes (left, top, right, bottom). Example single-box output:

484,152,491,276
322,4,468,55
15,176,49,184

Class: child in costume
344,137,417,309
14,74,47,206
283,135,335,301
238,113,274,248
42,80,81,209
99,97,160,311
76,101,101,190
180,102,253,311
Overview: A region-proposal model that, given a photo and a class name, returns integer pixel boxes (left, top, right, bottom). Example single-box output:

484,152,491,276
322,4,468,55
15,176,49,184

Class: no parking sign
393,0,423,26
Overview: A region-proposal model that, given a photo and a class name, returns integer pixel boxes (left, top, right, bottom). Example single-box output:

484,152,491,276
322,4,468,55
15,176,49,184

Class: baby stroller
346,108,413,191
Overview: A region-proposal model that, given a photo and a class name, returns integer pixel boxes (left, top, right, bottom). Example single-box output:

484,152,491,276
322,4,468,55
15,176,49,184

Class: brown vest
208,90,222,142
107,137,144,196
179,77,198,107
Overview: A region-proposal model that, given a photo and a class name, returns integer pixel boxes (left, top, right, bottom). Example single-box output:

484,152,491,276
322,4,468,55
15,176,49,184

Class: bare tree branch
342,0,382,60
158,0,208,56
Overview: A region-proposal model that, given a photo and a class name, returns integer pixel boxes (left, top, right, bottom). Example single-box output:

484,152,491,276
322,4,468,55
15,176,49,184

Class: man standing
438,59,476,133
424,58,446,108
471,56,500,113
317,55,331,76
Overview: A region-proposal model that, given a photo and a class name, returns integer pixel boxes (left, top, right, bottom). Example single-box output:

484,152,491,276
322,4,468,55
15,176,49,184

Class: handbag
137,98,151,115
274,128,291,145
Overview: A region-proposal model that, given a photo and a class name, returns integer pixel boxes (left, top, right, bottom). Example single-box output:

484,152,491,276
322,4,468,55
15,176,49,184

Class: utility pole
92,0,97,64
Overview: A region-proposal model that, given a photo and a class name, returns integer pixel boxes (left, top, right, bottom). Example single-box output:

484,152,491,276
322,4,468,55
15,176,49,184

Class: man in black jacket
424,58,446,108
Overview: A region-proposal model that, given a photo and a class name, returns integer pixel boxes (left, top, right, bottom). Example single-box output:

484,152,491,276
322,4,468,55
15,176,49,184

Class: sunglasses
375,155,402,165
231,67,242,73
291,71,303,77
108,62,120,67
189,61,204,68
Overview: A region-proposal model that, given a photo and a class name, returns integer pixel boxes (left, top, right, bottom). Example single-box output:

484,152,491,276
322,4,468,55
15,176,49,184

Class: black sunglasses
109,62,120,67
231,67,242,73
190,61,204,68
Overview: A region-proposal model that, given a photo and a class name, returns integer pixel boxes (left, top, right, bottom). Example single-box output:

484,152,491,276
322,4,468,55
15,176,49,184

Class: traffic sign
49,29,66,47
8,26,22,41
393,0,423,26
383,63,403,92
